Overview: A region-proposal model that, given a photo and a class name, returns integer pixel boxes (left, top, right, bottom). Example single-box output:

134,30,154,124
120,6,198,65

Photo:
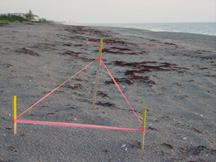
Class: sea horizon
66,22,216,36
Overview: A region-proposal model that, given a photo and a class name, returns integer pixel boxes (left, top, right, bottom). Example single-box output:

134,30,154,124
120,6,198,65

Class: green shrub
11,15,26,22
0,19,11,23
0,15,26,23
12,21,20,23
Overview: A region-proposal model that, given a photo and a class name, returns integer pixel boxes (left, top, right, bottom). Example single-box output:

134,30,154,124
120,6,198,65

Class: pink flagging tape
17,58,97,118
101,60,142,125
205,42,216,46
14,119,143,132
88,41,139,47
147,42,201,48
152,50,216,57
89,41,216,56
98,56,102,65
87,41,100,45
106,46,150,52
88,40,202,48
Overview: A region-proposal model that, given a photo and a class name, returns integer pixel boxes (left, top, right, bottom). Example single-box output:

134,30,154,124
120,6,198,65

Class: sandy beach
0,23,216,162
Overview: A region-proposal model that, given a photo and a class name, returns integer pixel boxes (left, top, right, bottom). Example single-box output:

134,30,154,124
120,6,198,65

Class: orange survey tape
17,58,97,118
88,40,202,48
88,41,216,57
16,57,143,129
12,119,144,132
101,59,142,125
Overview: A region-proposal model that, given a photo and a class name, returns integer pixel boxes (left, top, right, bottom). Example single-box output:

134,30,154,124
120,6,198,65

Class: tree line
0,10,50,23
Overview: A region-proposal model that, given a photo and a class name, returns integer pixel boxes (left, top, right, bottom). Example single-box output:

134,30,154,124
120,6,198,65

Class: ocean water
80,22,216,36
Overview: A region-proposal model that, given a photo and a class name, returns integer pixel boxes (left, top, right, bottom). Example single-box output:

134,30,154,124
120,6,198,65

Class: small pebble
74,118,77,121
29,80,32,82
8,114,11,116
121,144,126,148
200,114,203,117
125,148,127,151
183,137,187,140
123,86,125,89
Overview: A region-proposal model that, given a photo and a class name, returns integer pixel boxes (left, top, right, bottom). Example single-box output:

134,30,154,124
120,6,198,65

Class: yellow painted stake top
92,38,103,110
142,107,146,134
98,38,103,56
12,96,17,135
12,96,17,120
141,107,147,149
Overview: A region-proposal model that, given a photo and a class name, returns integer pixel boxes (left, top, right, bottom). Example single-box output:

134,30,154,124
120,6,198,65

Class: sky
1,0,215,23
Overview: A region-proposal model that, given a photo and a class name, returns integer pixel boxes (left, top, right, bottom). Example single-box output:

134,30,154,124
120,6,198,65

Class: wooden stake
12,96,17,135
92,38,103,110
141,107,146,149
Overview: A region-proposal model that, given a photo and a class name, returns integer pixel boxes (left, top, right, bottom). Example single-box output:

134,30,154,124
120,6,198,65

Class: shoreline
71,22,216,37
0,23,216,162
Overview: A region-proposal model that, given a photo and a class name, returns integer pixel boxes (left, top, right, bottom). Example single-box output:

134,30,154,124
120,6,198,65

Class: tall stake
141,107,146,149
12,96,17,135
92,38,103,110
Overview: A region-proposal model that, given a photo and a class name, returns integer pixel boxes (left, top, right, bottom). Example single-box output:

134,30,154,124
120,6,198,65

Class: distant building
0,13,25,17
0,13,40,22
32,15,40,22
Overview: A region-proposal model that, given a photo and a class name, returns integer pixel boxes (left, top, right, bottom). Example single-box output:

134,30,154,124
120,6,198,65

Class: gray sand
0,23,216,162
